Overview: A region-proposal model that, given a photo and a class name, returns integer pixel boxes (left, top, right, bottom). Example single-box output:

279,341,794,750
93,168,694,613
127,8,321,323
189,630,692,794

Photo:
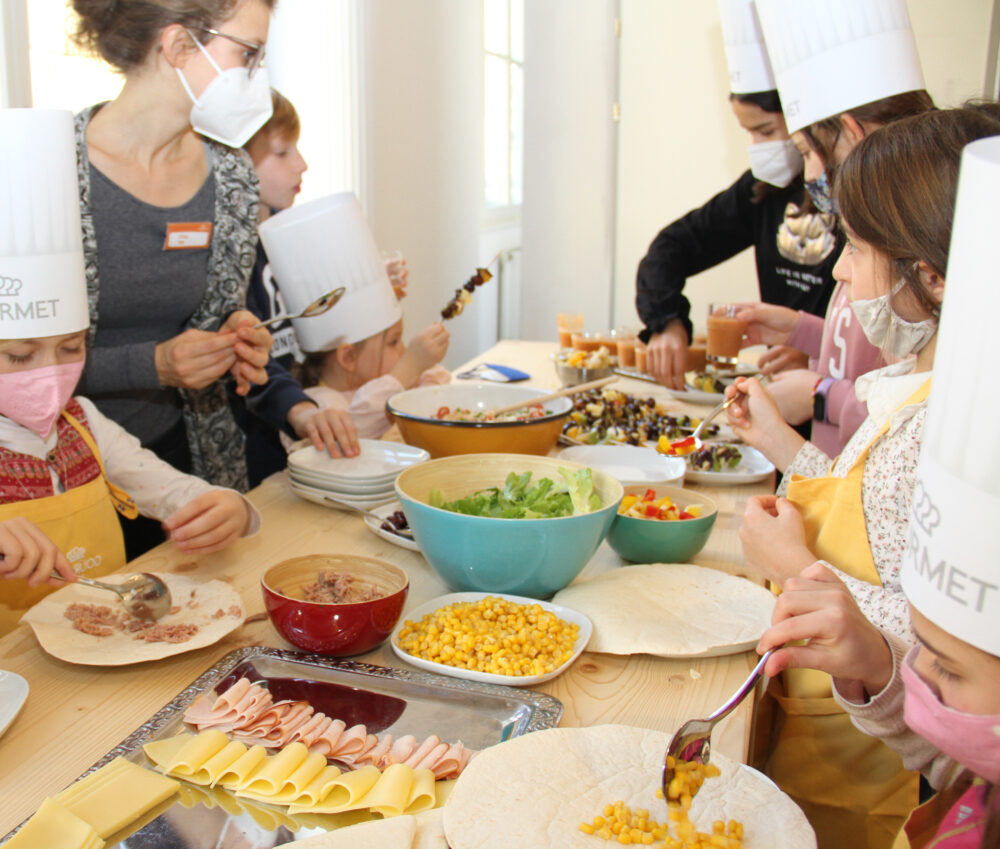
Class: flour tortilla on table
551,564,775,658
21,573,244,665
443,725,815,849
275,809,446,849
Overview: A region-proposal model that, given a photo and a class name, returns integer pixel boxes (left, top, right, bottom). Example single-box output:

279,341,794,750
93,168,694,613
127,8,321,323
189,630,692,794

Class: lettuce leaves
429,468,602,518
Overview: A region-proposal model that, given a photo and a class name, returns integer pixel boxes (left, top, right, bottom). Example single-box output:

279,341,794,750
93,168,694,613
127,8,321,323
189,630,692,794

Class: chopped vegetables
687,445,742,473
432,403,550,422
563,388,719,447
618,490,702,522
441,267,492,319
396,595,579,677
656,435,699,457
685,372,727,394
429,468,602,518
560,346,615,369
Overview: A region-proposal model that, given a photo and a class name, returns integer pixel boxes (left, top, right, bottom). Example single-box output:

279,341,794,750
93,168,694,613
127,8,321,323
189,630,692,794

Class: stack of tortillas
276,808,446,848
552,564,775,658
442,725,815,849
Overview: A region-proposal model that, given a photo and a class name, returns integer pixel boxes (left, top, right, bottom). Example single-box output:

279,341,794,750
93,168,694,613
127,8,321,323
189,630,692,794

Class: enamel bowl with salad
386,383,572,458
606,483,718,563
395,453,623,597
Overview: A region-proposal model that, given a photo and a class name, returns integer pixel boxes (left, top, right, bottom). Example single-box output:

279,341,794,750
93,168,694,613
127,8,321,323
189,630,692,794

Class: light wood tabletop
0,340,772,837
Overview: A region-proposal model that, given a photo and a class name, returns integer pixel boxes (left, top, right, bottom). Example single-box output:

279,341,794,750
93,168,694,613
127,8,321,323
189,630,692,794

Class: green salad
429,467,602,518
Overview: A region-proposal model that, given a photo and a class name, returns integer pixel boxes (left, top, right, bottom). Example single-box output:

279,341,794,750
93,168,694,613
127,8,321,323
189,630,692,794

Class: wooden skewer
481,375,619,419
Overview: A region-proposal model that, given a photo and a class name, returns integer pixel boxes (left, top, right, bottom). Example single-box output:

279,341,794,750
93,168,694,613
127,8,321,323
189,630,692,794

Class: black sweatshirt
635,170,842,342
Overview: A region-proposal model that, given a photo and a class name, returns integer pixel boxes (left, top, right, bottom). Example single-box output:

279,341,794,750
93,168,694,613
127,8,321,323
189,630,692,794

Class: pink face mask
0,361,85,437
901,647,1000,783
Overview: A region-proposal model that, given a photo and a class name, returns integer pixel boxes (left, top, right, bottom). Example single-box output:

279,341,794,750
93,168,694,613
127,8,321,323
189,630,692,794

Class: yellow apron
763,380,931,849
0,411,138,636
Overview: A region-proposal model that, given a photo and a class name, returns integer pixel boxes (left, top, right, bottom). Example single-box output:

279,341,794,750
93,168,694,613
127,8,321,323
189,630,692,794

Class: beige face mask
850,280,938,358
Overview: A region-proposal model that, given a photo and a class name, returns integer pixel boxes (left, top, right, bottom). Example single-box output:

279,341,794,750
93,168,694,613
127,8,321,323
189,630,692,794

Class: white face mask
747,140,803,189
176,33,273,148
850,280,938,359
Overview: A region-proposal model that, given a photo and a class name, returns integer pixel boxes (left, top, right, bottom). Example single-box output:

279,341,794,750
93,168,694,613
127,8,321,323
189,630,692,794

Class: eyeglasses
193,26,267,78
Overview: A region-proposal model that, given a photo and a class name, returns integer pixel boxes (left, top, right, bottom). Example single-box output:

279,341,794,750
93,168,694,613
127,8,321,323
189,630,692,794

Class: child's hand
725,377,805,471
163,491,251,555
0,517,76,587
384,256,409,299
757,345,809,376
757,563,894,697
734,302,801,347
407,323,449,371
225,311,273,396
739,495,815,586
288,403,360,457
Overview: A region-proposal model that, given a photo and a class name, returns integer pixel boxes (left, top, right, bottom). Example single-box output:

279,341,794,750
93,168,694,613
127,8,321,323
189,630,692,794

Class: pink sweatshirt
786,281,884,457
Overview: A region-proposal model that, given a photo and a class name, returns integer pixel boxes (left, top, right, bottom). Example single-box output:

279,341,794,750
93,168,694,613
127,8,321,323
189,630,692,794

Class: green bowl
606,484,718,563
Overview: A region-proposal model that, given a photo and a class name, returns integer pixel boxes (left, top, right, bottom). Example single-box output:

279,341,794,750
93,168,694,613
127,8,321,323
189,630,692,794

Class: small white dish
684,445,775,485
0,670,28,738
391,591,592,687
558,444,685,486
362,501,420,552
287,468,401,495
288,440,430,481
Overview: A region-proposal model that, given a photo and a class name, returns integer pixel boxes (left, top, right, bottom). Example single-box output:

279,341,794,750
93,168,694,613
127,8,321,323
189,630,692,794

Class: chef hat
901,136,1000,657
258,192,401,352
755,0,925,134
0,109,89,339
718,0,776,95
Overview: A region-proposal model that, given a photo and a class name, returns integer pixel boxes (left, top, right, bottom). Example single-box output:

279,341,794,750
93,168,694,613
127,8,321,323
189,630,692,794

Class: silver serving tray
4,645,563,846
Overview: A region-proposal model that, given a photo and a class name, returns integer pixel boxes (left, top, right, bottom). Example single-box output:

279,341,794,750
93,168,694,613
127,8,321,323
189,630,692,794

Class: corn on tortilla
442,725,815,849
552,564,775,657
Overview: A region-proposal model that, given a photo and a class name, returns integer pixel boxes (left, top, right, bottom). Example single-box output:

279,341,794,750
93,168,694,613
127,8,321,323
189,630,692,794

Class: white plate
362,501,420,552
672,385,725,405
287,440,430,481
557,444,685,486
287,468,402,495
391,592,592,687
289,479,395,510
0,670,28,738
684,444,775,485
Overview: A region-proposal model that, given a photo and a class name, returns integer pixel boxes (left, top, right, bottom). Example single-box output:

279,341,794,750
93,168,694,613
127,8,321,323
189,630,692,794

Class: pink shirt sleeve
785,312,825,360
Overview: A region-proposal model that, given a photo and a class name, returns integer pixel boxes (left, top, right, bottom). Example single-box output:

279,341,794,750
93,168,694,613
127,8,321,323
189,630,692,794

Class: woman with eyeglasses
69,0,277,558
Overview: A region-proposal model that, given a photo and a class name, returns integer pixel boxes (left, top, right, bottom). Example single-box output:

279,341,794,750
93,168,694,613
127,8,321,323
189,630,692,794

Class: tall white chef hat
258,192,401,352
901,136,1000,657
755,0,926,134
0,109,89,339
718,0,776,95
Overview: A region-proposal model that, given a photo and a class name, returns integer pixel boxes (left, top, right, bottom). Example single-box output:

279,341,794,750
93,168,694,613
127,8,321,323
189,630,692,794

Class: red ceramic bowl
262,554,409,656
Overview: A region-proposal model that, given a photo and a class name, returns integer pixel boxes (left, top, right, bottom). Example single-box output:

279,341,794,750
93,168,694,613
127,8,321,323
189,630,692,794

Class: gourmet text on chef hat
718,0,775,95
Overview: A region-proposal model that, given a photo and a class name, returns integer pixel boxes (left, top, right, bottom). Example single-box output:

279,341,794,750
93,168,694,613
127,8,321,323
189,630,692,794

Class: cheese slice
189,740,248,786
54,757,178,838
142,732,192,769
359,763,416,818
241,750,327,804
164,729,230,777
282,763,343,808
236,741,309,799
404,768,437,815
5,798,104,849
215,743,268,788
290,764,381,814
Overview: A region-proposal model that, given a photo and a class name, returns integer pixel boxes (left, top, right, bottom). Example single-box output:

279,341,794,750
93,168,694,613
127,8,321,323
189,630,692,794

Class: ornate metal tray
4,646,564,846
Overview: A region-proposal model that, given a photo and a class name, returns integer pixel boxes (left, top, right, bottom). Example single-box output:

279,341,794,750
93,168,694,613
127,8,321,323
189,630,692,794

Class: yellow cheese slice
435,778,457,808
236,741,310,798
240,750,327,804
142,732,193,770
189,740,247,786
358,763,416,818
164,729,230,777
215,743,268,788
404,768,437,815
5,798,104,849
285,764,345,808
54,757,179,838
289,764,381,814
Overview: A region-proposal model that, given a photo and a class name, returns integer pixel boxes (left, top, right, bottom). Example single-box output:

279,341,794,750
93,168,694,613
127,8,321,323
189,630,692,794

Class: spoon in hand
253,287,346,329
52,572,172,621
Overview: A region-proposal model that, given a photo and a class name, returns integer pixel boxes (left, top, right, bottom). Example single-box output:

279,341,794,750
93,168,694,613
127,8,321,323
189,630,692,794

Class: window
483,0,524,214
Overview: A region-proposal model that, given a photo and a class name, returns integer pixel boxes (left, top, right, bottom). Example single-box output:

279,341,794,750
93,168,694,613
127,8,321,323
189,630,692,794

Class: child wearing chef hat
258,193,450,442
756,133,1000,843
0,109,259,636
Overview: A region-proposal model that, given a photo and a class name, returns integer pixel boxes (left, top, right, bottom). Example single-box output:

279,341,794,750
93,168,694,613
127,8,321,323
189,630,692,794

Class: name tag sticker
164,221,212,250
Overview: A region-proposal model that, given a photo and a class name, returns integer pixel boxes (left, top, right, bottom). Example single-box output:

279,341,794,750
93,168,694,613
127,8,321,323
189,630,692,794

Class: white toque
0,109,89,338
718,0,776,95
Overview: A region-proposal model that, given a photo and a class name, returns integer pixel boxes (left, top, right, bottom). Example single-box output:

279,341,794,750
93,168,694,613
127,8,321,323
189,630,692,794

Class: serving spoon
477,375,619,420
661,647,776,802
253,287,346,329
52,572,172,621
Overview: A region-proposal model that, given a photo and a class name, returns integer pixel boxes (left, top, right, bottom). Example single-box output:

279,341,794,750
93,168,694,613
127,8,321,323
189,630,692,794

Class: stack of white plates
286,439,430,510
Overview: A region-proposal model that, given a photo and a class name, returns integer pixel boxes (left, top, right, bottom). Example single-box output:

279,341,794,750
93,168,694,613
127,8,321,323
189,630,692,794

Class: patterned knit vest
0,400,102,504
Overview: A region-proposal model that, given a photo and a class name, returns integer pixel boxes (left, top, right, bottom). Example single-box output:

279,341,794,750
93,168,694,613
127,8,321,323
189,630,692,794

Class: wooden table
0,340,772,837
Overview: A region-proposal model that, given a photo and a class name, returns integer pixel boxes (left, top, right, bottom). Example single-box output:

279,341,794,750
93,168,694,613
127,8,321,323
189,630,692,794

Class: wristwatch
812,377,835,424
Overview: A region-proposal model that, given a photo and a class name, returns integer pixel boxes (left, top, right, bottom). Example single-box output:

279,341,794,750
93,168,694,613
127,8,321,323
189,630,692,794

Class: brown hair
245,89,300,161
727,89,793,204
72,0,277,73
835,106,1000,321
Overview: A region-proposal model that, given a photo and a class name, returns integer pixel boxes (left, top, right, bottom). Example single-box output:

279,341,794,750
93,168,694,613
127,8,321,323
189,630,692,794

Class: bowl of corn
390,591,592,685
606,484,717,563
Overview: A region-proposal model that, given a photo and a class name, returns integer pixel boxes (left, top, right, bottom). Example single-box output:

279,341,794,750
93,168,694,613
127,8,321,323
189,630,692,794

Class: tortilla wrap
442,725,815,849
22,573,244,665
552,564,775,657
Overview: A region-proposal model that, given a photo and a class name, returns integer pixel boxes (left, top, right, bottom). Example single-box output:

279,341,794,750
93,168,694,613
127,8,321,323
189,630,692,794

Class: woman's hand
734,302,801,347
155,329,238,390
766,368,821,426
645,319,689,391
0,518,76,587
757,563,894,697
288,403,360,458
225,311,273,397
739,495,815,586
724,377,806,469
163,491,250,555
757,345,809,376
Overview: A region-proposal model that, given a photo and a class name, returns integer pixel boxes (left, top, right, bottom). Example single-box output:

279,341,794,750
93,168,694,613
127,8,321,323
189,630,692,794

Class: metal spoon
668,374,771,454
661,647,776,802
253,287,346,329
323,495,414,539
53,572,172,621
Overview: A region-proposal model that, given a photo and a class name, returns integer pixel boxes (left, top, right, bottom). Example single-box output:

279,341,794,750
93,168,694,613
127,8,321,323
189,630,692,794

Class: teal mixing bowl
606,484,718,563
394,453,623,598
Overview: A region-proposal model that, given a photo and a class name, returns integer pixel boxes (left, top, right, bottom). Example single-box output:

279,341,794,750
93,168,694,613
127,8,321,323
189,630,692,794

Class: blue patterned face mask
804,171,837,214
